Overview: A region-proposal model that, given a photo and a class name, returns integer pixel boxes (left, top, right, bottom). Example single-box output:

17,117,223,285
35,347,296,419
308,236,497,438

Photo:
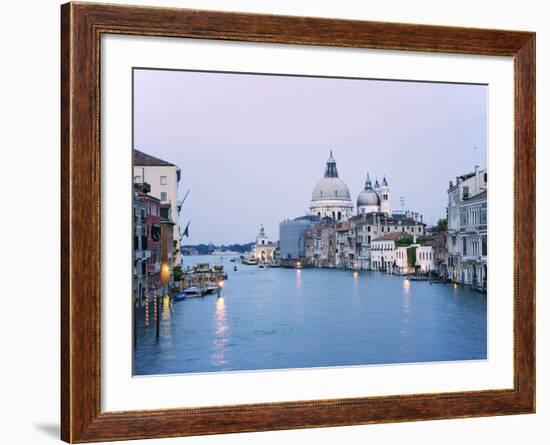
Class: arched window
317,212,321,217
332,211,336,220
337,211,342,220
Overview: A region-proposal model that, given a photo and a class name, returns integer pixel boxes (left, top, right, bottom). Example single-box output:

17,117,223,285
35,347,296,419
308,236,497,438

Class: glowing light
218,280,224,288
160,262,170,284
353,271,359,277
403,279,410,289
452,283,459,289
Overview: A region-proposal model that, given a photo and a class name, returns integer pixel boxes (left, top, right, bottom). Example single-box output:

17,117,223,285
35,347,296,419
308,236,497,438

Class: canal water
133,255,487,375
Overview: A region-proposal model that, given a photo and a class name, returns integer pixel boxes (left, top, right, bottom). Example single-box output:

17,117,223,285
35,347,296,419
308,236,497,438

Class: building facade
134,149,182,268
279,215,320,262
447,166,487,291
252,225,278,261
133,185,162,305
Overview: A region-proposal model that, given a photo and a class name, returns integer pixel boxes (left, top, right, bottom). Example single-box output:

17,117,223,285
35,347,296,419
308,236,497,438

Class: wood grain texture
60,2,536,442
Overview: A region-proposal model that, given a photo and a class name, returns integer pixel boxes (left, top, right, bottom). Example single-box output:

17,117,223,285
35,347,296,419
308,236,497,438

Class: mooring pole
156,289,160,339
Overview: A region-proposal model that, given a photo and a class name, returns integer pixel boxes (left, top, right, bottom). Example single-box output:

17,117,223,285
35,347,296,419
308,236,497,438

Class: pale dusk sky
134,68,487,245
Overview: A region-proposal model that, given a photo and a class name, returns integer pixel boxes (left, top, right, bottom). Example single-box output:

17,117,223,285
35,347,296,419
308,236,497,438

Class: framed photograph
61,2,535,442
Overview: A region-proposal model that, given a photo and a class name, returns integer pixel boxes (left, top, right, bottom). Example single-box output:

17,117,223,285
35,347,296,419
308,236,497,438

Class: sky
134,68,487,245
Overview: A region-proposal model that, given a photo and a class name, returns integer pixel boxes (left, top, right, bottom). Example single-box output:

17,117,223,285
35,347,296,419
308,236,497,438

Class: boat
258,262,266,269
241,257,258,265
182,285,204,297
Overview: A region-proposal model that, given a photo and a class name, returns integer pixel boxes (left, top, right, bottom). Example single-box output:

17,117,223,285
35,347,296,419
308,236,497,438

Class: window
160,192,167,201
463,186,470,199
134,175,141,183
463,238,467,255
160,176,167,185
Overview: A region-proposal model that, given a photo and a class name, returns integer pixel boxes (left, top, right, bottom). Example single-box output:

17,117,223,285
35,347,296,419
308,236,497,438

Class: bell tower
380,176,391,215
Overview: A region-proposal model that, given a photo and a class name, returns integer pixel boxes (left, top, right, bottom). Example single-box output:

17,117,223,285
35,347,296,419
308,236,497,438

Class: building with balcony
447,166,487,291
133,185,162,305
133,149,182,267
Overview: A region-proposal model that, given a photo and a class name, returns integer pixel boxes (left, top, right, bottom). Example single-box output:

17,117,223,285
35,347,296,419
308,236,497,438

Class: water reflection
211,297,229,367
295,269,302,290
401,282,411,338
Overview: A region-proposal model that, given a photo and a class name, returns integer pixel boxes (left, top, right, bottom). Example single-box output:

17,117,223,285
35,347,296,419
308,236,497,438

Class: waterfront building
371,232,402,271
280,150,428,271
134,149,182,267
133,190,148,306
424,231,449,278
279,215,320,262
309,151,354,221
251,225,277,261
133,184,162,305
301,212,426,270
371,232,434,274
416,245,435,273
304,219,337,267
447,166,487,290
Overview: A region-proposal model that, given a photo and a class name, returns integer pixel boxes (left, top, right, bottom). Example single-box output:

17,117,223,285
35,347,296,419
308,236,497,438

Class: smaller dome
357,173,381,207
357,189,381,206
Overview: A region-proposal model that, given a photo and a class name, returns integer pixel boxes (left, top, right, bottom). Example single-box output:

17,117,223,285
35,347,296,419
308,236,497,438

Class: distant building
305,219,337,268
280,150,430,271
416,245,435,273
447,166,487,291
371,232,403,271
369,232,434,274
279,215,320,261
251,225,277,261
133,149,182,267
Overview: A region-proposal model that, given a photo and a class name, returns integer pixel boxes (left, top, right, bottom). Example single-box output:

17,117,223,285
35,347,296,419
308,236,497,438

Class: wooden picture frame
61,2,535,442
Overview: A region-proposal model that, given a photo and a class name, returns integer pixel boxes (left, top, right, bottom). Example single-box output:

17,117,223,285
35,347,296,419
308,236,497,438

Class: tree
432,218,448,234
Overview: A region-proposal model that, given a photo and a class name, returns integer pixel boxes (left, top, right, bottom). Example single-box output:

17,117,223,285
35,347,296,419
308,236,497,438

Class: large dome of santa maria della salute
309,151,354,221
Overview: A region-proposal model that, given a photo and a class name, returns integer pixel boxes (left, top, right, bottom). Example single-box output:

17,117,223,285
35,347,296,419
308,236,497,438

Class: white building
252,225,277,261
447,166,488,290
416,245,435,273
133,149,182,267
371,232,401,271
309,151,354,221
371,232,434,274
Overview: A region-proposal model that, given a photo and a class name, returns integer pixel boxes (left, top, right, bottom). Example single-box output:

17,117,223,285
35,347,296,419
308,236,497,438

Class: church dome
357,173,381,206
312,177,351,201
311,151,351,202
